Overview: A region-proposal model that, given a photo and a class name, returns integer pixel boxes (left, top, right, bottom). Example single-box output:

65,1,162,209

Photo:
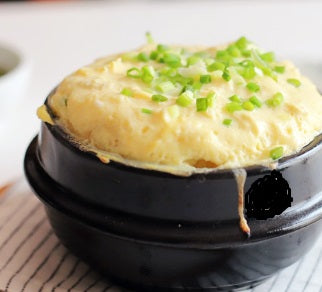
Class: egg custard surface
43,36,322,176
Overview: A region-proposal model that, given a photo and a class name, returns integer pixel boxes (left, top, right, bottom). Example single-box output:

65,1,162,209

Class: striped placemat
0,179,321,292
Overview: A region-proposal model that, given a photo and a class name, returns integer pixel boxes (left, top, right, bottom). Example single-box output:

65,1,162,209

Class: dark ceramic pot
24,101,322,291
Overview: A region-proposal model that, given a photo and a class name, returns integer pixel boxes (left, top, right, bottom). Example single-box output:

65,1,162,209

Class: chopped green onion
200,74,212,84
274,66,285,74
223,118,232,126
251,50,277,81
242,101,255,111
182,81,200,93
216,50,232,64
270,146,284,160
266,92,284,107
207,62,225,72
246,82,260,92
141,65,156,83
195,92,215,112
176,91,193,107
216,50,227,58
192,81,202,91
229,95,241,103
235,36,249,50
181,84,193,93
156,81,175,93
249,96,262,108
172,75,193,87
150,51,159,60
127,67,141,78
141,108,153,114
163,53,181,68
157,44,168,52
152,94,168,102
206,91,215,107
187,55,201,66
239,60,254,67
241,50,251,57
121,88,133,97
222,69,231,81
137,52,149,62
227,45,241,57
196,98,209,112
238,61,256,80
262,67,278,81
260,52,275,62
145,32,154,44
160,67,177,78
287,78,301,88
226,102,243,113
239,67,256,79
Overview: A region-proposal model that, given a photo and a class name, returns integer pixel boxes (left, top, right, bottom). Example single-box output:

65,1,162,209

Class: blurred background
0,0,321,183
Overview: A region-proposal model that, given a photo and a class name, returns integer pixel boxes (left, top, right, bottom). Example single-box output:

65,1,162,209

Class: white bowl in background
0,43,31,124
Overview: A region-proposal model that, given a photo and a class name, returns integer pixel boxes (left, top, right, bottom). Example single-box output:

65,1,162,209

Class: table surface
0,1,321,291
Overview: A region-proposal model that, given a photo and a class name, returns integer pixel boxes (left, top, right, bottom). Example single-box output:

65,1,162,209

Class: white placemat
0,180,321,292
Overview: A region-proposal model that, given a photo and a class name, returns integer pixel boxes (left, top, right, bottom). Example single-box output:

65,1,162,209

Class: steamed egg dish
38,36,322,176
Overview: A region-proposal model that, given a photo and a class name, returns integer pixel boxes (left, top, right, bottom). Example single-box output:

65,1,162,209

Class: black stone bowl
24,109,322,291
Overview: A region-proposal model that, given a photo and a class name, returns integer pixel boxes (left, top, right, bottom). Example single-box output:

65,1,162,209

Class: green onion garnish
227,45,241,57
145,32,154,44
222,69,231,81
235,36,249,50
238,62,256,80
127,67,141,78
156,81,175,93
260,52,275,62
246,82,260,92
163,53,181,68
207,61,225,72
249,96,262,108
141,65,156,83
226,102,243,113
274,66,285,74
223,118,232,126
206,91,215,107
200,74,212,84
266,92,284,107
176,91,193,107
157,44,169,52
137,52,149,62
150,51,159,60
229,95,241,103
287,78,301,88
141,108,153,114
196,98,209,112
216,50,232,64
192,81,202,91
270,146,284,160
121,88,133,97
152,94,168,102
241,50,251,57
242,101,255,111
251,50,277,81
187,55,201,66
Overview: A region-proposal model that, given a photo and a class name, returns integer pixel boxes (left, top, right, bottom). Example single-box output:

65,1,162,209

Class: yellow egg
44,39,322,176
